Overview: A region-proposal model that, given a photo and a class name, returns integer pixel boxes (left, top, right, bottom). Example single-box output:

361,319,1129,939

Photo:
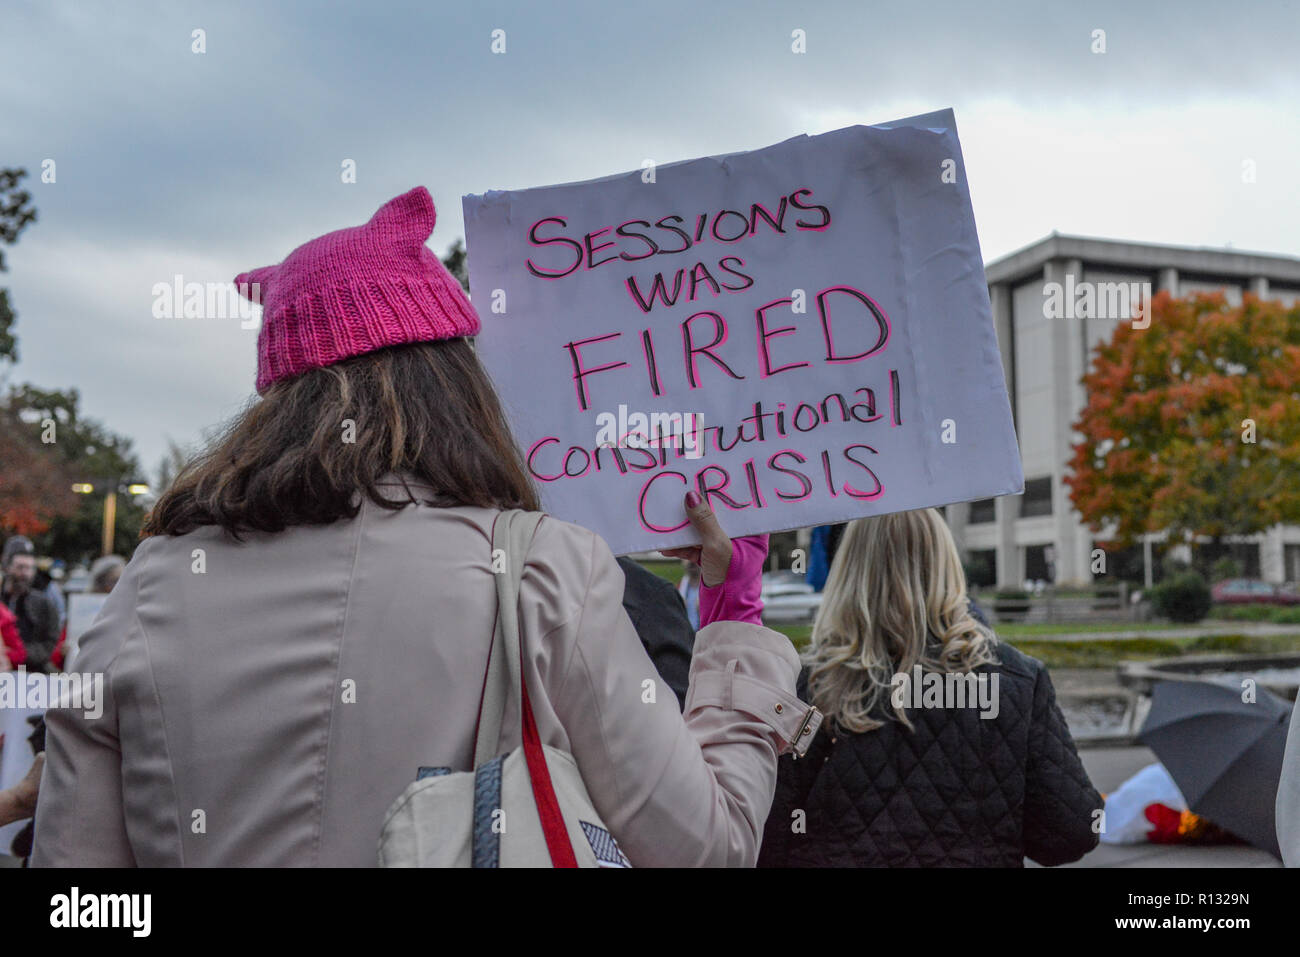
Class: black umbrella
1138,678,1292,858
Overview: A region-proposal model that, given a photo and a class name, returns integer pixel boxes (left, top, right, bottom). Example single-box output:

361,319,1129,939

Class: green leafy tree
442,239,469,293
0,168,38,362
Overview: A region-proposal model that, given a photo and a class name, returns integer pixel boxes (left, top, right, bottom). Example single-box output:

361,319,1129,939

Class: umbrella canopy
1139,679,1292,858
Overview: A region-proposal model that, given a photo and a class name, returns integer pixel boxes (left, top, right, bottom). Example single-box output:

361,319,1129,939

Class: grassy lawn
994,621,1175,637
638,559,685,587
761,624,1300,669
1008,633,1300,668
1007,638,1180,669
768,623,812,649
1208,605,1300,624
764,620,1179,648
771,618,1287,641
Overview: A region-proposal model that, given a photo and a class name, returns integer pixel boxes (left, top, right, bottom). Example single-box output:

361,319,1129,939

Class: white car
761,572,823,622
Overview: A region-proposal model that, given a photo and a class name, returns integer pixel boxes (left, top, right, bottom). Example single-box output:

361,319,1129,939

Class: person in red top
0,602,26,669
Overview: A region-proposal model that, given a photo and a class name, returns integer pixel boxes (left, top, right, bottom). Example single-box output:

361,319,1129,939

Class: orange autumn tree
1065,291,1300,564
0,408,78,536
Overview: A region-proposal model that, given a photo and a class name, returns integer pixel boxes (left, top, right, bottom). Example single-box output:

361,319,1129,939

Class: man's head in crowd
2,537,38,595
90,555,127,594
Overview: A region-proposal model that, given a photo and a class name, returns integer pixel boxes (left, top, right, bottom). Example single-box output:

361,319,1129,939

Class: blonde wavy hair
804,508,998,734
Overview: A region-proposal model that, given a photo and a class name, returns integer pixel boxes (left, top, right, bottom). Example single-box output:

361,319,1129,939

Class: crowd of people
1,536,62,673
2,187,1104,868
1,539,126,675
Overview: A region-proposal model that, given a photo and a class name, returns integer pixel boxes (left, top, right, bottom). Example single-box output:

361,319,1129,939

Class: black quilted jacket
758,642,1102,867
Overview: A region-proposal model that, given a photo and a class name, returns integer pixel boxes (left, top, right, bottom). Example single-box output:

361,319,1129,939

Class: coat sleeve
30,554,143,867
1021,662,1103,866
547,529,822,867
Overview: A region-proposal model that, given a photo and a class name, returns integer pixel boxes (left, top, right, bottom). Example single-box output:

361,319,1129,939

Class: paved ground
1047,668,1283,867
1050,667,1129,695
1027,744,1282,868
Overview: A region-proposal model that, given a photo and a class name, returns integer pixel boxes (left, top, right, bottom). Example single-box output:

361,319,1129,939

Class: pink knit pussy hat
235,187,480,394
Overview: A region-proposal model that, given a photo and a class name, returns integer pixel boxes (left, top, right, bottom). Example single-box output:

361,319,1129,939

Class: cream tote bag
378,509,630,867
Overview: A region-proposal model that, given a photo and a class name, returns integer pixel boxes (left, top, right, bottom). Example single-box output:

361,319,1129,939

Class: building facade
948,233,1300,588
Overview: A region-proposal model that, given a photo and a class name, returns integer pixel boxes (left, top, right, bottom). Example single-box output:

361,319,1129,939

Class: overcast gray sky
3,0,1298,476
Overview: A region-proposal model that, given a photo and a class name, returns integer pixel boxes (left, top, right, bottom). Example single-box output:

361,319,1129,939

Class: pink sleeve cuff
698,534,768,627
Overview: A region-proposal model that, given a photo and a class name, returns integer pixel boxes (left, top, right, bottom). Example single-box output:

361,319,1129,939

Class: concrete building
947,233,1300,588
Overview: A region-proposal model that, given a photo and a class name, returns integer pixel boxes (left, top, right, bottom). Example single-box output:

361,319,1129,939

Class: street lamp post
71,480,151,557
102,490,116,557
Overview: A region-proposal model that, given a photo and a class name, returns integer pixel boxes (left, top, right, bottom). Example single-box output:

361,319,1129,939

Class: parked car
761,569,814,598
760,571,822,623
762,591,823,623
1211,578,1300,605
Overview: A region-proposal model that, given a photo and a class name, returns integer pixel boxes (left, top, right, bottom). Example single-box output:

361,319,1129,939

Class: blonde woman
758,508,1101,867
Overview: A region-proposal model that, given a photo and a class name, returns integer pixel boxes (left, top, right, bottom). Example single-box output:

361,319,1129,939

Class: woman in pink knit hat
31,187,819,867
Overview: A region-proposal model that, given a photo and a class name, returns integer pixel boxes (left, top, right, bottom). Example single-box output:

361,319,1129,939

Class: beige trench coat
32,479,820,867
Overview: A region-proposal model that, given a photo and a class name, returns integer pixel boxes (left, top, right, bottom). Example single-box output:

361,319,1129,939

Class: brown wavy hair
143,340,539,538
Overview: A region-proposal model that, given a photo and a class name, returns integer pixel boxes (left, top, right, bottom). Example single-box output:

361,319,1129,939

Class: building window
1228,542,1261,579
1025,544,1055,583
1020,477,1052,518
1285,544,1300,583
969,498,996,524
964,549,996,588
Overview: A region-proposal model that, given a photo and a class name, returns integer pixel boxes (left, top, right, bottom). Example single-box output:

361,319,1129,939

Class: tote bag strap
474,510,540,766
472,511,513,769
474,508,578,868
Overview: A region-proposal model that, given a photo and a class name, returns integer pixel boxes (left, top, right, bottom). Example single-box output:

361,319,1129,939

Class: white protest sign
464,109,1022,556
62,592,109,672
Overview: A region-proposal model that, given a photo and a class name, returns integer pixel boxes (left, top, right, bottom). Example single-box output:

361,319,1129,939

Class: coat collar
371,472,448,506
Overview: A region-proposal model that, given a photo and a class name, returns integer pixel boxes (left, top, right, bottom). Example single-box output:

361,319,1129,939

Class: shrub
992,589,1031,623
1152,571,1212,623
